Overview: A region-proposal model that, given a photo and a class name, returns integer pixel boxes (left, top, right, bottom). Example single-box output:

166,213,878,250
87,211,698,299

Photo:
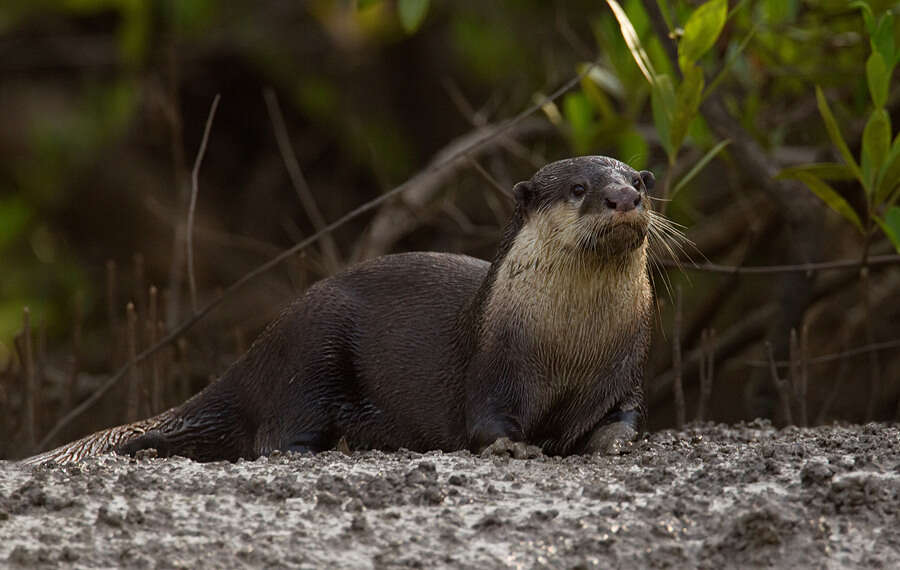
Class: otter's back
307,252,488,449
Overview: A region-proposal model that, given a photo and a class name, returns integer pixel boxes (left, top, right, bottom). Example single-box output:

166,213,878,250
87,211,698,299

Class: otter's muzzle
599,184,642,213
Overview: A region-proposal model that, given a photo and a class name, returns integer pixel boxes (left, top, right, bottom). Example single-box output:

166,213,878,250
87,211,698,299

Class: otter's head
511,156,654,261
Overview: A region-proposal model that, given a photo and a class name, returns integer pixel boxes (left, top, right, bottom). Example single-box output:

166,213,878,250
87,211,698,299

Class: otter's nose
602,185,642,212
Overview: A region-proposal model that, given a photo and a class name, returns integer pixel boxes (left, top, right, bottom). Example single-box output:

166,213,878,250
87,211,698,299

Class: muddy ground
1,421,899,569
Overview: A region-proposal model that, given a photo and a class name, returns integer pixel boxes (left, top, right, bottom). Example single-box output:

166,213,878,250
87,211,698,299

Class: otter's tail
19,409,180,466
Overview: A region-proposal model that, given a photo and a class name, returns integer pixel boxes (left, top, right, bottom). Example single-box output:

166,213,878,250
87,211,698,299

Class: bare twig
789,328,798,419
673,286,685,429
765,341,794,426
264,88,341,274
442,77,481,126
661,254,900,274
696,328,713,422
467,157,513,202
799,322,809,427
149,286,161,413
157,319,169,407
745,338,900,368
125,303,141,423
187,93,221,314
36,66,593,451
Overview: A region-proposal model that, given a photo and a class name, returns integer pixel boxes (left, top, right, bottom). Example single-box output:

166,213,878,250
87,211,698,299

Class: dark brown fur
26,156,655,464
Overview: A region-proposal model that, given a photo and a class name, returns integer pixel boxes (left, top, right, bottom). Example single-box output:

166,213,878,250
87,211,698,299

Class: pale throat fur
482,202,651,384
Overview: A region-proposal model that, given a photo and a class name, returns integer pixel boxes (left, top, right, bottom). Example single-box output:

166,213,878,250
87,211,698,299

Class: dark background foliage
1,0,899,459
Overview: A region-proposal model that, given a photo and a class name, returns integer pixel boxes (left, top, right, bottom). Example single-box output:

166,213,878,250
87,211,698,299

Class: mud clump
2,423,899,567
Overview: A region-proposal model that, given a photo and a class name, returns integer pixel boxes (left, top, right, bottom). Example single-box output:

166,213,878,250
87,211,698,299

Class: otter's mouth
580,217,648,256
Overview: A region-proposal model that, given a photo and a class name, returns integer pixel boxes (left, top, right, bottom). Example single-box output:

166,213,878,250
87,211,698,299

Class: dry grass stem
125,303,141,423
264,88,341,274
187,93,222,314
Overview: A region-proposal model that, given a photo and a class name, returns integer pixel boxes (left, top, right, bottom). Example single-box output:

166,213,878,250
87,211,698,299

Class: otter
25,155,658,464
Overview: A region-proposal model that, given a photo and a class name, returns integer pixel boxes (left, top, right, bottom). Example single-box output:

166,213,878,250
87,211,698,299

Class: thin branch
149,286,161,414
263,88,342,274
766,341,794,426
187,93,221,314
36,65,594,452
125,303,140,423
745,338,900,368
789,327,798,414
661,254,900,274
467,156,513,201
696,328,714,423
799,322,809,427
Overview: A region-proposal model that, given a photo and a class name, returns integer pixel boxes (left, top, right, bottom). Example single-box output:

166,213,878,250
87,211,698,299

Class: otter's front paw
585,421,636,456
480,437,543,459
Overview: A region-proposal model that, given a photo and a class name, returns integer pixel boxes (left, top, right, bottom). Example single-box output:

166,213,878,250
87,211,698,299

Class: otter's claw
586,421,636,455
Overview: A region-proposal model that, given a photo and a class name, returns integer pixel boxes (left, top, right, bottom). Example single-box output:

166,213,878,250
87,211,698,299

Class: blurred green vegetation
1,0,900,451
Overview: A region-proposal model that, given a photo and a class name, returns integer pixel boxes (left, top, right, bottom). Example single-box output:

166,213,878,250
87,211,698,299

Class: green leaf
678,0,728,72
671,63,704,152
671,139,731,200
875,133,900,204
777,163,855,182
852,1,875,35
397,0,429,34
0,197,32,251
563,92,596,155
356,0,382,10
874,207,900,252
617,128,650,171
580,64,619,121
815,86,864,186
873,12,895,64
861,108,891,194
651,74,677,160
704,20,758,100
790,171,865,234
866,51,890,108
606,0,656,84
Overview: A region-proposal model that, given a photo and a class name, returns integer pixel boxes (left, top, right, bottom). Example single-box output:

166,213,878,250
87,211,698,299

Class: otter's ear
639,170,655,191
512,181,535,208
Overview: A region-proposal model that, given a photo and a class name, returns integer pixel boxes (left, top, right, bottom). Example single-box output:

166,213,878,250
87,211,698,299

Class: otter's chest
484,262,650,388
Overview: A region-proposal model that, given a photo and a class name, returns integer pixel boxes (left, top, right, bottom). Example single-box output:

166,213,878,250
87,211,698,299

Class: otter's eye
571,184,586,199
631,176,643,189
